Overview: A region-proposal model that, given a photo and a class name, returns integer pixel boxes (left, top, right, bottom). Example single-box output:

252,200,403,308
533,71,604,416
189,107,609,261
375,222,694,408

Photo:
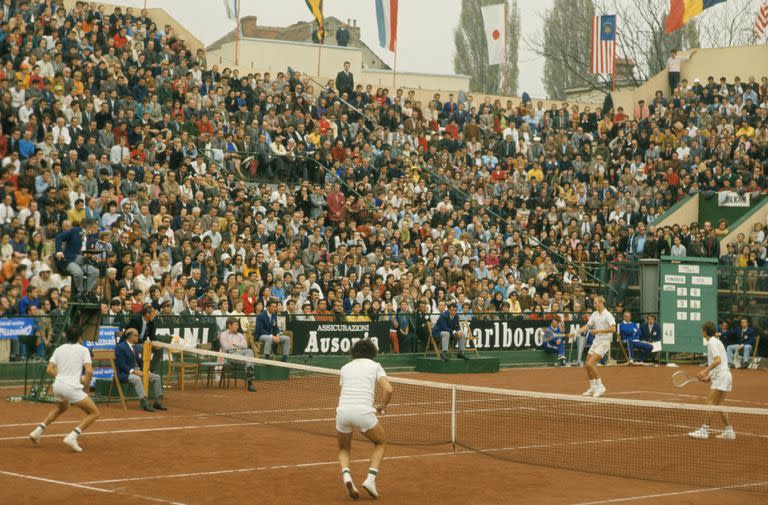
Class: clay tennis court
1,365,766,505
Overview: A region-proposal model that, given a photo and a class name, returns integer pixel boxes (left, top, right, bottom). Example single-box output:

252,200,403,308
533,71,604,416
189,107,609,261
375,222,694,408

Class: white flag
481,3,505,66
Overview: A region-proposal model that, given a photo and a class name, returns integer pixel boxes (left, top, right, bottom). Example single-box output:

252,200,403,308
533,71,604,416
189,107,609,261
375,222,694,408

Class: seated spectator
114,328,167,412
618,310,640,359
219,317,256,392
541,315,567,366
432,302,467,362
629,314,660,364
255,299,290,361
726,318,756,369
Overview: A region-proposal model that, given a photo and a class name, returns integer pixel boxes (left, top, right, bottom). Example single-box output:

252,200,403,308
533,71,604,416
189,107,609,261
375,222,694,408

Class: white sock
341,468,352,483
724,425,733,432
589,379,597,388
596,379,603,387
364,468,378,484
34,423,46,432
70,427,82,439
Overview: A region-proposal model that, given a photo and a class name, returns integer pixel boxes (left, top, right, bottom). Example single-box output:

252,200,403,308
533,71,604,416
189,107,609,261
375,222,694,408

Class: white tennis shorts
52,381,87,404
710,371,733,392
335,407,378,434
589,337,611,358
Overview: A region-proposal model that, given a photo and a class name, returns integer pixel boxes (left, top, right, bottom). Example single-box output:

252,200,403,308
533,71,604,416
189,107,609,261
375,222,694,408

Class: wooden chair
424,322,441,358
460,320,480,358
92,349,127,411
167,345,201,391
616,336,630,364
746,335,761,369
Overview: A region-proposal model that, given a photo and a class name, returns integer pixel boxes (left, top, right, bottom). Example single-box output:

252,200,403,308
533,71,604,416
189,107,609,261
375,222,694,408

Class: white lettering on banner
502,323,513,348
691,276,713,285
718,191,750,207
484,328,494,348
493,323,500,348
678,264,699,274
303,330,377,354
533,328,545,347
664,275,685,284
156,327,211,346
513,328,524,348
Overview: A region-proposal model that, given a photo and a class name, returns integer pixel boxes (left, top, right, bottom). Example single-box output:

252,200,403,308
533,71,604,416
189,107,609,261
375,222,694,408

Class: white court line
609,390,768,407
570,480,768,505
78,434,684,485
0,469,186,505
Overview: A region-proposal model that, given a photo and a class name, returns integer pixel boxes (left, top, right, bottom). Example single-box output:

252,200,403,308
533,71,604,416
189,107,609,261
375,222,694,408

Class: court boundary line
0,469,186,505
570,480,768,505
77,433,686,486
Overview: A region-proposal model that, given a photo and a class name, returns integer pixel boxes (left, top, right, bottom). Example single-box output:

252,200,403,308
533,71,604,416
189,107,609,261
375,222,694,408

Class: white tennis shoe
688,425,709,440
362,480,379,499
63,433,83,452
29,427,43,445
581,387,594,396
716,427,736,440
345,481,360,500
592,386,606,398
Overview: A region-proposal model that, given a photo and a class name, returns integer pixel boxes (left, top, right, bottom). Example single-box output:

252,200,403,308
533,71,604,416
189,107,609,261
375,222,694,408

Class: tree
454,0,520,95
529,0,702,98
541,0,596,100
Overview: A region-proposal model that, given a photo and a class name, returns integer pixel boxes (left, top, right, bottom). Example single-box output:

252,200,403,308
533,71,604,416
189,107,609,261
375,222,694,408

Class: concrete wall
64,0,205,54
614,45,768,114
360,69,470,92
210,38,363,79
719,198,768,251
654,193,699,228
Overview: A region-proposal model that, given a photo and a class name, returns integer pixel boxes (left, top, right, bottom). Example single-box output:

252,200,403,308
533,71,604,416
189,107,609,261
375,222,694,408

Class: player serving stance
29,326,100,452
571,296,615,397
336,339,393,500
688,321,735,440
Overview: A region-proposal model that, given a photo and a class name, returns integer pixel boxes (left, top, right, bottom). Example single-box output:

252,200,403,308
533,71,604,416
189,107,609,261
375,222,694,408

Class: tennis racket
671,371,699,387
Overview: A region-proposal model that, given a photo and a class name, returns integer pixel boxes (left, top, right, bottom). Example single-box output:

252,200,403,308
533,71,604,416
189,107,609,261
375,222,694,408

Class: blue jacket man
628,314,659,363
541,315,567,366
54,219,99,295
618,311,640,342
432,303,467,362
726,318,757,368
115,327,166,412
255,300,290,361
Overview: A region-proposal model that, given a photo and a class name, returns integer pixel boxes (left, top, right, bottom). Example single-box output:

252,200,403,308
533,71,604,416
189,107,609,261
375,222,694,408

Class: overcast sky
101,0,554,97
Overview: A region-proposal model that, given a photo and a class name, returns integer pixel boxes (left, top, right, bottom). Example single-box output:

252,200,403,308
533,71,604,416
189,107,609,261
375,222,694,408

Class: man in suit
115,328,167,412
124,306,163,373
255,299,290,361
335,61,354,99
432,303,467,362
628,314,660,363
55,219,100,296
726,318,756,369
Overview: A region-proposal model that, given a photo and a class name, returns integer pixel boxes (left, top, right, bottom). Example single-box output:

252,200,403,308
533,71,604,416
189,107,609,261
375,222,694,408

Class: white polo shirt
50,343,91,388
337,358,386,411
588,309,616,341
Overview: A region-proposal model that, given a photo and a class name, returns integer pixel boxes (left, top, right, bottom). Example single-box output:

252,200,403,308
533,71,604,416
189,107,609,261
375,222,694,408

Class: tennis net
154,342,768,493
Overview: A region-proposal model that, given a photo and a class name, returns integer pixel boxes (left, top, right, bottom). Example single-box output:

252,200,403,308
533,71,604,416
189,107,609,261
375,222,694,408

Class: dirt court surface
1,364,766,505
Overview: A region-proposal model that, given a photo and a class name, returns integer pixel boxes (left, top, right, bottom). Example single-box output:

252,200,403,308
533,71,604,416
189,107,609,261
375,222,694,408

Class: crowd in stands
0,1,766,360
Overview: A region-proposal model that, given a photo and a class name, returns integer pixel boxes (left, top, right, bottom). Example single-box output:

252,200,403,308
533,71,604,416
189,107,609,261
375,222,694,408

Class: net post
451,385,456,451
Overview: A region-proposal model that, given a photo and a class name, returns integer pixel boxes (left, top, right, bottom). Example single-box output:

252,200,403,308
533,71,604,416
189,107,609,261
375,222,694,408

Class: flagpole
317,38,322,77
503,0,508,96
234,0,241,66
392,40,398,89
612,18,617,94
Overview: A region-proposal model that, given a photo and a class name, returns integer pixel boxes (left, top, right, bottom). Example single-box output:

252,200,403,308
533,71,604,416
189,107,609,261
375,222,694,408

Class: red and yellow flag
665,0,725,33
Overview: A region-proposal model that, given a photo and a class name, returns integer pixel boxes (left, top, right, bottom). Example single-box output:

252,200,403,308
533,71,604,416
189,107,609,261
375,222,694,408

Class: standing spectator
336,61,354,98
336,23,350,47
667,48,695,92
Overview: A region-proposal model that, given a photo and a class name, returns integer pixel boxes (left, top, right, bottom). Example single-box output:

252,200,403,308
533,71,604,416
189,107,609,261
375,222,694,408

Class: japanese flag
482,3,505,66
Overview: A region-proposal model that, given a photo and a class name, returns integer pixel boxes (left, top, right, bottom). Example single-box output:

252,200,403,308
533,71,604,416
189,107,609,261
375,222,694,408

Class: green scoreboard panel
659,256,718,354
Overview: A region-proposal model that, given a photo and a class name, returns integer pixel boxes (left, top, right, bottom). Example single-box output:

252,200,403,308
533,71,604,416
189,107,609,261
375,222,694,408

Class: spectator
336,23,350,47
255,299,290,361
219,317,256,392
115,328,167,412
726,318,756,369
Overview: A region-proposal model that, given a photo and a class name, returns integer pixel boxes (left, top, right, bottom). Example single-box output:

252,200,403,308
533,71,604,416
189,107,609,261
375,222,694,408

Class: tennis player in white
572,296,615,397
688,321,735,440
337,339,393,500
29,326,101,452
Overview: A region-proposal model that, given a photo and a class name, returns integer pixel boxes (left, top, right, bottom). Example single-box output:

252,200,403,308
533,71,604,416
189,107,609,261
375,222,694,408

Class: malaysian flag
591,15,616,74
756,1,768,39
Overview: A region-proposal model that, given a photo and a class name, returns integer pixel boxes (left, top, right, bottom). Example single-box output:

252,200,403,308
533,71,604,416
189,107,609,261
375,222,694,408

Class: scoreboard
658,256,718,354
